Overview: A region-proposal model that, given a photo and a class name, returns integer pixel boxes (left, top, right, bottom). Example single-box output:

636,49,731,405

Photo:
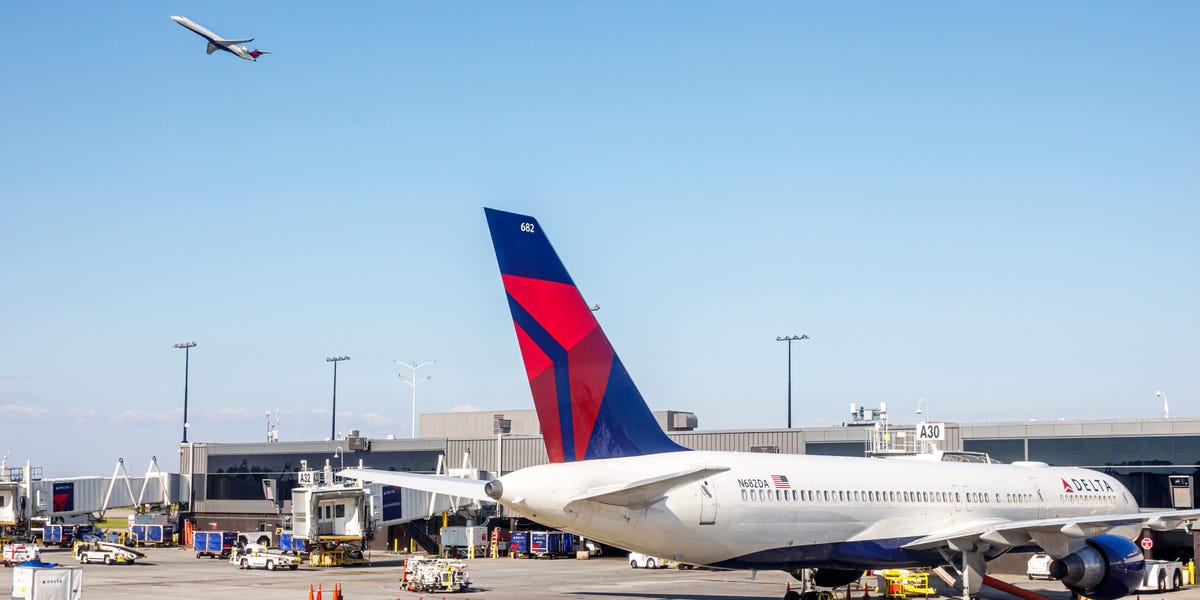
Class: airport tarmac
5,546,1193,600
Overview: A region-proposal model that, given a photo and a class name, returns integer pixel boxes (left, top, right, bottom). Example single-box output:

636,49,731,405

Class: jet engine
1048,534,1144,600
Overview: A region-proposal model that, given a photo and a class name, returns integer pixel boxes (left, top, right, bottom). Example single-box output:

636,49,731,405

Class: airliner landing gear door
699,480,717,525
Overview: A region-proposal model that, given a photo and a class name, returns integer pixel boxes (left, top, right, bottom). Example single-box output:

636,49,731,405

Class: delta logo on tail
485,208,686,462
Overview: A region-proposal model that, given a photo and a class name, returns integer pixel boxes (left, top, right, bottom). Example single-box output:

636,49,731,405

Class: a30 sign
917,422,945,441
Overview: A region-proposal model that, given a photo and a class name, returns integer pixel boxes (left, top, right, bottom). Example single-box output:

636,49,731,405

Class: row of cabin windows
1063,494,1116,504
739,488,1040,504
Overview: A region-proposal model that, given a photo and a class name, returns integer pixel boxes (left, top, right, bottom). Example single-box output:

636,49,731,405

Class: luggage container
277,532,309,554
11,563,83,600
440,526,488,558
193,530,236,559
508,531,530,558
530,531,573,558
129,524,166,546
42,525,67,548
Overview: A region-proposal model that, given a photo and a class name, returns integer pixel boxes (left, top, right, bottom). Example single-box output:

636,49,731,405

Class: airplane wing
223,38,253,45
903,509,1200,556
336,468,491,501
567,466,730,508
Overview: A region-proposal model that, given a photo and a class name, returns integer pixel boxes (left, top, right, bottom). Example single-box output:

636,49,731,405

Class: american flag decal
772,474,790,489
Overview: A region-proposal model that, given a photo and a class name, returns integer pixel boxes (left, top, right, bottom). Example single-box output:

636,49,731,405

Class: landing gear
937,548,986,600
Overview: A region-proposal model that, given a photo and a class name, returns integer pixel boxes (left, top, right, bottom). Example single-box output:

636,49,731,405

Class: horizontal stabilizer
567,466,730,508
337,468,491,501
206,42,217,55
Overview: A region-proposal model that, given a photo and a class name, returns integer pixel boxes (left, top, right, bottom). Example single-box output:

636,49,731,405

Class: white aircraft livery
341,208,1200,600
171,16,269,62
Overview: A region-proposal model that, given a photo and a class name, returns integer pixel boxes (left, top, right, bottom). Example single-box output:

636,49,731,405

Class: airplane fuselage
171,16,262,61
492,451,1138,569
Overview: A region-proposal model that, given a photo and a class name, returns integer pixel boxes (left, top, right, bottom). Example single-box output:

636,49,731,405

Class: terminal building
175,409,1200,557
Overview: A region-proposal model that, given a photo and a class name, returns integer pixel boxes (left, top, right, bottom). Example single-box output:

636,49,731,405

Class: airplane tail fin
484,208,688,463
250,50,270,59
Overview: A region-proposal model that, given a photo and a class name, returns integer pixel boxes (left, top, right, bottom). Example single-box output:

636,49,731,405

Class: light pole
397,360,436,438
915,398,929,422
326,356,350,440
1157,390,1169,419
173,342,196,443
775,334,809,428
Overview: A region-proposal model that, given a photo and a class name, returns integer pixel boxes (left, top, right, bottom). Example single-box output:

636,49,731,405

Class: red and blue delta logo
1061,477,1115,493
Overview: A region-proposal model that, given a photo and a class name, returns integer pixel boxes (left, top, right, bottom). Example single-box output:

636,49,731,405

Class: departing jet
341,208,1200,600
171,16,269,62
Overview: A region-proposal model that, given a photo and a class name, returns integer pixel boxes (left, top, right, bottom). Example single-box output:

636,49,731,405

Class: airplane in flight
341,208,1200,600
171,16,269,62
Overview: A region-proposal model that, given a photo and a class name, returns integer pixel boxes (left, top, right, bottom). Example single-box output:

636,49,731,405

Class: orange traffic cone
307,584,314,600
316,583,323,600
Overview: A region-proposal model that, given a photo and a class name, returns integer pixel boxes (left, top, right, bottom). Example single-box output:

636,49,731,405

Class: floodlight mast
774,334,809,428
326,356,350,440
397,360,436,438
173,342,197,443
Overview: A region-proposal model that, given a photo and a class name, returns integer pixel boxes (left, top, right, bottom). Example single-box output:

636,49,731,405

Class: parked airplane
341,208,1200,600
171,16,269,62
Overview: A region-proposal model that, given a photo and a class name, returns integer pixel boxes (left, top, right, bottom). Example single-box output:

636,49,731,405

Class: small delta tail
249,49,270,59
485,208,688,463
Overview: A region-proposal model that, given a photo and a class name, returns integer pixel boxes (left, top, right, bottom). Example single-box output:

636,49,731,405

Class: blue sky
1,3,1196,477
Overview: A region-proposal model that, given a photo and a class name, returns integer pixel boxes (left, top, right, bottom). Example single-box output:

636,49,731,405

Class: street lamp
397,360,436,438
173,342,197,443
326,356,350,440
915,398,929,421
1157,390,1169,419
775,334,810,428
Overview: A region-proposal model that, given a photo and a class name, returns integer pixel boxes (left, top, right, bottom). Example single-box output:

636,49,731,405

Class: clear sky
1,2,1196,477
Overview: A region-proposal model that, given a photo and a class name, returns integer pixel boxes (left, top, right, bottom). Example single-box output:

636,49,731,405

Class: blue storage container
131,524,165,545
278,532,309,553
43,525,64,544
193,530,236,558
529,531,573,557
509,531,530,556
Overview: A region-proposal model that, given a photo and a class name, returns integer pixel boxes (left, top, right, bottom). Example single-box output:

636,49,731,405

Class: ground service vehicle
1137,560,1186,592
1026,553,1053,580
630,552,671,569
2,543,40,567
74,541,145,565
232,543,302,570
401,556,470,593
